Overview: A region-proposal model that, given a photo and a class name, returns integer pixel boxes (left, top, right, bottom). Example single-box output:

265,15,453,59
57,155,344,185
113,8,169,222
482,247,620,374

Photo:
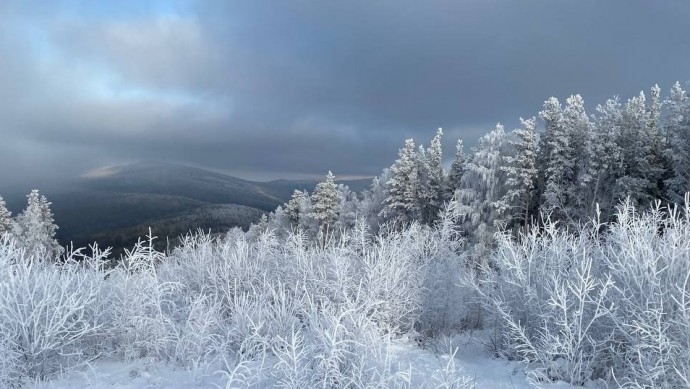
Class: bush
469,200,690,387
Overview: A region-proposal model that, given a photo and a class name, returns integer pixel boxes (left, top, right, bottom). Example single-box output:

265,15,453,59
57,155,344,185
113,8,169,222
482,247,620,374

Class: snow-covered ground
33,335,575,389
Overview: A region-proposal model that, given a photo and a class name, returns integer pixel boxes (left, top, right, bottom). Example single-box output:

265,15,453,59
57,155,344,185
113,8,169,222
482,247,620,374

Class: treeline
256,82,690,256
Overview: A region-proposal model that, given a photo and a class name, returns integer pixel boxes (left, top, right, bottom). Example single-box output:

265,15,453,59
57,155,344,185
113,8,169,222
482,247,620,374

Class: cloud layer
1,0,689,189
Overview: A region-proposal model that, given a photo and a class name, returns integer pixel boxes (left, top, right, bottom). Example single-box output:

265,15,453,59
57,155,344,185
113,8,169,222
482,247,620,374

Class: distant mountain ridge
3,161,372,255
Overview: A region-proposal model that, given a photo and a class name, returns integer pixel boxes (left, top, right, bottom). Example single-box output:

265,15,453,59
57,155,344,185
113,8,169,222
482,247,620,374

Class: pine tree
335,184,359,231
446,139,465,200
416,144,433,223
425,128,445,224
310,171,343,242
360,171,389,233
380,139,421,228
0,196,15,235
539,97,570,220
501,117,538,229
665,82,690,203
284,189,309,225
539,95,589,223
615,91,664,208
456,124,507,264
562,94,592,221
583,97,623,219
646,84,667,200
13,190,63,259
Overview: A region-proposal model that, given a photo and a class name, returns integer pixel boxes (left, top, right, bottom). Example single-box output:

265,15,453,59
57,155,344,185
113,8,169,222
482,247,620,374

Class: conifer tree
562,94,592,221
539,97,570,220
310,171,343,241
456,125,507,264
446,139,465,200
13,190,63,259
335,184,359,231
615,91,664,208
416,144,433,223
360,171,389,232
501,117,538,229
664,82,690,203
0,196,15,235
425,128,445,224
646,84,668,200
583,97,623,219
380,139,421,228
284,189,309,225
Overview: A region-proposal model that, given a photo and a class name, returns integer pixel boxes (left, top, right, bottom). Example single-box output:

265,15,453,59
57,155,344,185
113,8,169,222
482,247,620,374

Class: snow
34,336,575,389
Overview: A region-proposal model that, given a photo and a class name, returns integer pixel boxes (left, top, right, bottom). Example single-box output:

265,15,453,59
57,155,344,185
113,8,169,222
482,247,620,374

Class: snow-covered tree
13,190,63,259
456,124,507,264
416,144,432,223
561,94,591,220
539,97,569,220
646,84,667,200
417,136,445,226
359,170,389,233
284,189,309,226
538,95,590,224
380,139,421,228
501,117,538,229
614,91,664,208
310,171,343,242
424,128,445,224
665,82,690,203
582,97,623,219
335,184,360,231
0,196,14,235
246,213,270,241
446,139,465,200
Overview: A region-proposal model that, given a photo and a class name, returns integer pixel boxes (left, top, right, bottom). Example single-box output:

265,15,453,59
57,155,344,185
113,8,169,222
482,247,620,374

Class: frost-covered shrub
603,199,690,388
0,237,110,383
470,218,615,385
108,235,180,361
418,202,476,336
471,199,690,387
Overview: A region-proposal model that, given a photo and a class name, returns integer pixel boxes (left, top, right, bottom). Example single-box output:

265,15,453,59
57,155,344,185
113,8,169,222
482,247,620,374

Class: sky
1,1,690,190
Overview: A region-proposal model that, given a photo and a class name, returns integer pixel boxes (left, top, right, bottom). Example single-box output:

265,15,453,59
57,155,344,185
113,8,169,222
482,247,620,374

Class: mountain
79,161,286,211
3,161,373,256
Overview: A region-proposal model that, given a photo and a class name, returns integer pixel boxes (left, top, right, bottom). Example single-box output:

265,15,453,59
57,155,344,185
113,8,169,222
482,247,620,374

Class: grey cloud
1,0,690,191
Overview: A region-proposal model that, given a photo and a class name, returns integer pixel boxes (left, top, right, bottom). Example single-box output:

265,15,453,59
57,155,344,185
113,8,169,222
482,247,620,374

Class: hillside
4,161,372,253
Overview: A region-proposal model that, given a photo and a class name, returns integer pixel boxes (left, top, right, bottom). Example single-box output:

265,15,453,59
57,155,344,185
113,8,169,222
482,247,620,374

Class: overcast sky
1,1,690,190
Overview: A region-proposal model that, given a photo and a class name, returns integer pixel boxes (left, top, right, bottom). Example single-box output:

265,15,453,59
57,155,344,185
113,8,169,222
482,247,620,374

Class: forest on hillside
1,83,690,387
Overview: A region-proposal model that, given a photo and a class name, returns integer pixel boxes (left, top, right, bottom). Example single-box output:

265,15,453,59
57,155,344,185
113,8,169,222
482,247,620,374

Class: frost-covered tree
380,139,421,228
310,171,343,241
284,189,309,226
538,95,590,224
561,94,591,220
359,170,389,233
539,97,569,220
614,91,664,208
456,124,507,264
246,213,269,240
424,128,446,224
501,117,538,229
446,139,465,201
13,190,63,259
665,82,690,203
417,135,445,226
581,97,623,219
0,196,14,235
416,144,433,223
335,184,360,231
646,84,668,200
